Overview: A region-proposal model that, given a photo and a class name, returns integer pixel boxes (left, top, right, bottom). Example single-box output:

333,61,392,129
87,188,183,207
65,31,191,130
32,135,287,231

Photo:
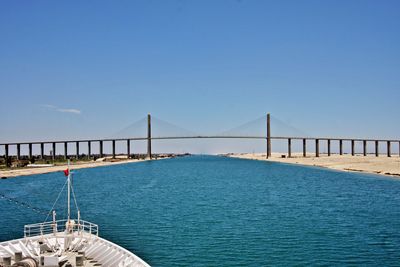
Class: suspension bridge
1,113,399,167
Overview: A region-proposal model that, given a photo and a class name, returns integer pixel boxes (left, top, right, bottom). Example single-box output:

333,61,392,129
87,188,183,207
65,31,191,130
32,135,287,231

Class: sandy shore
0,157,158,178
226,153,400,177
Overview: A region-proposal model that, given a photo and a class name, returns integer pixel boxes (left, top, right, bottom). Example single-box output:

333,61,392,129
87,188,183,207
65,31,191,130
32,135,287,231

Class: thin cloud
57,108,81,114
40,104,82,115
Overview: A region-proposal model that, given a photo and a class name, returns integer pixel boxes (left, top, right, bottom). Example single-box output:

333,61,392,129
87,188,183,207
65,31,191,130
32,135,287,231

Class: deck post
387,141,391,157
375,140,379,157
127,139,130,158
99,140,103,158
351,140,355,156
88,141,91,159
363,140,367,156
303,138,306,157
17,144,21,160
52,142,56,161
315,139,319,157
40,143,44,159
5,144,9,167
76,142,80,159
112,140,116,159
288,138,291,158
147,114,152,159
327,139,331,156
28,143,33,162
339,139,343,155
64,142,68,160
267,113,271,158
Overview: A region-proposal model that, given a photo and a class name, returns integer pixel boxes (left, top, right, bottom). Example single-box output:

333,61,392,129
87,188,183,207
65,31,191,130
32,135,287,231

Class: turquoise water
1,156,400,266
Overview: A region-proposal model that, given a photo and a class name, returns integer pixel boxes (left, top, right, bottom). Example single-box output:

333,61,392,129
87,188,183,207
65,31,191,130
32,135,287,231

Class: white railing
24,219,98,238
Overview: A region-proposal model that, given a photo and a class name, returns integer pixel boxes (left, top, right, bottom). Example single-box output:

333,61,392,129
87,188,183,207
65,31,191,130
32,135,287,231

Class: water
1,156,400,266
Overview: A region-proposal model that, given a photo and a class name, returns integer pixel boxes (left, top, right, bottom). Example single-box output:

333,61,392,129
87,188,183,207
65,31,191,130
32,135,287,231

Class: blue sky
0,0,399,147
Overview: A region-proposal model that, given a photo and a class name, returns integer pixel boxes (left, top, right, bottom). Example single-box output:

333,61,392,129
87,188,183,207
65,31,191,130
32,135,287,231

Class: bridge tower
147,113,152,159
267,113,271,158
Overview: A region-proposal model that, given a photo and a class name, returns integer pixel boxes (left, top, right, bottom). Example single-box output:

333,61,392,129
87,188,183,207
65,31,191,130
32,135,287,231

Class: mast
67,159,71,223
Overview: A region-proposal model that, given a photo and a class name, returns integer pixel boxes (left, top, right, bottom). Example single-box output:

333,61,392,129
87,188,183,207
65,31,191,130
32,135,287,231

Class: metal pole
288,138,291,158
40,143,44,159
64,142,68,160
267,113,271,158
303,138,306,157
76,142,79,159
100,140,103,158
147,114,152,159
28,143,33,162
315,139,319,157
351,140,355,156
52,142,56,161
375,140,379,157
5,144,9,167
17,144,21,160
387,141,391,157
339,139,343,155
88,141,91,159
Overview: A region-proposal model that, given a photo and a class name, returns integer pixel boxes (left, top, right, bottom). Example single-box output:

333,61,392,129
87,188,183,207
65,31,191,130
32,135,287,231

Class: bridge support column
28,143,33,162
339,140,343,155
5,144,9,167
375,140,379,157
88,141,91,159
17,144,21,160
52,142,56,161
288,138,291,158
100,140,103,158
351,140,355,156
363,140,367,156
315,139,319,157
127,140,130,158
303,139,306,157
147,114,152,159
76,142,80,159
387,141,391,157
112,140,116,159
64,142,68,160
40,143,44,160
327,139,331,156
266,113,271,158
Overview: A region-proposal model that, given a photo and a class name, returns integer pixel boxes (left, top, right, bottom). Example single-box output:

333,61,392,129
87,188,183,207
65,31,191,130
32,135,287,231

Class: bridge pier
387,141,391,157
363,140,367,156
147,114,152,159
40,143,44,159
52,142,56,161
127,140,130,158
315,139,319,157
112,140,116,159
351,140,355,156
266,113,271,158
28,143,32,162
327,139,331,156
76,142,80,159
64,142,68,160
5,144,9,167
375,140,379,157
288,138,291,158
17,144,21,160
303,138,306,157
88,141,91,159
339,139,343,155
100,140,103,158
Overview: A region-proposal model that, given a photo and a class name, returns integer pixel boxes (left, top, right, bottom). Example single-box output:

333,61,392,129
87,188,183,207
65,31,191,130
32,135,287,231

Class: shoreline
225,153,400,178
0,157,168,178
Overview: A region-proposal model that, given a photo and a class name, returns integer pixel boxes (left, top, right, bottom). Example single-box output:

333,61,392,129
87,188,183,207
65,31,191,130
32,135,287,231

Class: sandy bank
225,153,400,177
0,157,161,178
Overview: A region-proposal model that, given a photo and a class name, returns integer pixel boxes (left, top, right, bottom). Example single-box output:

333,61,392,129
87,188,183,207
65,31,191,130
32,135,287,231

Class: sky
0,0,399,153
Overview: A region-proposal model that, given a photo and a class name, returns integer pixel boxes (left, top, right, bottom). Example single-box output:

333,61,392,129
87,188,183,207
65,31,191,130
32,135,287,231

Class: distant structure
1,113,399,167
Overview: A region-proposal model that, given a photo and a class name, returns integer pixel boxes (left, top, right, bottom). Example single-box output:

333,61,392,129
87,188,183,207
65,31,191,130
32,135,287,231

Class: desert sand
0,157,155,178
226,153,400,177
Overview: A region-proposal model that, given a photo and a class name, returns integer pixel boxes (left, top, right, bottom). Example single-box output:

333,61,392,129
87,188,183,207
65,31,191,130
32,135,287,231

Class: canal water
1,156,400,266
